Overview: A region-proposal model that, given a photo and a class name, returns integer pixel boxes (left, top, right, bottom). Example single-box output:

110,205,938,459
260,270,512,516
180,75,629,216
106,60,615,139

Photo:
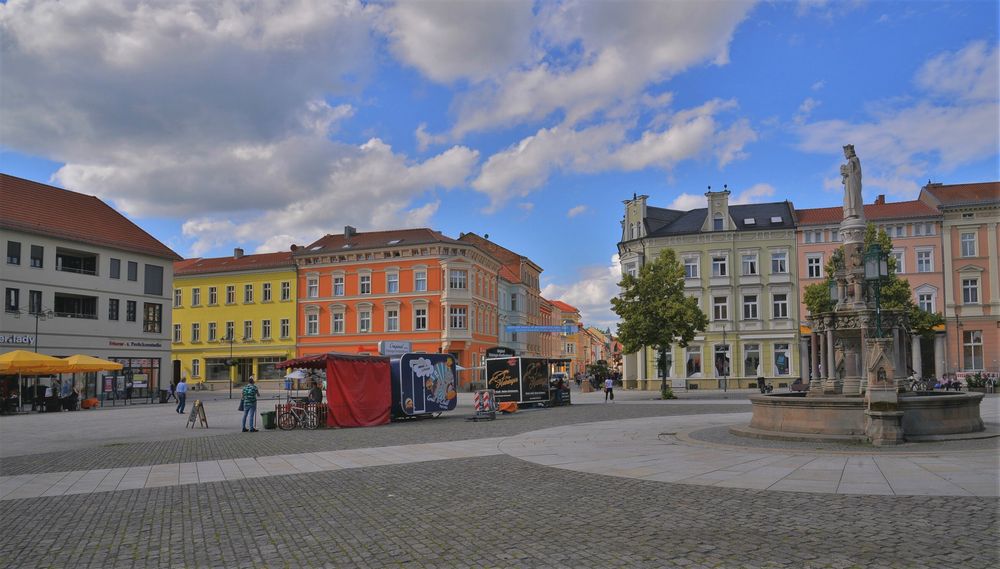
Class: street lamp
864,243,889,337
10,308,54,352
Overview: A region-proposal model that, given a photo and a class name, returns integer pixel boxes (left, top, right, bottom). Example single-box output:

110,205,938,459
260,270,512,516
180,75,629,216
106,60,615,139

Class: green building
618,189,803,391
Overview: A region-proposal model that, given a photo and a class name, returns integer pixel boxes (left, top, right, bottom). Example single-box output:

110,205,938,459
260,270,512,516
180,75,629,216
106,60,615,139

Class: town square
1,1,998,567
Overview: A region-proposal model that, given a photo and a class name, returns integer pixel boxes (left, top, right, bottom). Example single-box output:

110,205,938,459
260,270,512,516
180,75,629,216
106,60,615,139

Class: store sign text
108,340,164,349
0,334,34,345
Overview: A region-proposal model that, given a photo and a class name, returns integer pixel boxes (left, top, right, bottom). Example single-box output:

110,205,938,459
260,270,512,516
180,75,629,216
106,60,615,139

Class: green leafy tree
586,360,612,382
611,249,708,399
802,224,943,337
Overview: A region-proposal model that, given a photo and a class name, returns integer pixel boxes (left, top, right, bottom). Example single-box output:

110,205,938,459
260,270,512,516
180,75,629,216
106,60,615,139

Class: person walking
241,377,260,432
175,378,188,414
604,377,614,402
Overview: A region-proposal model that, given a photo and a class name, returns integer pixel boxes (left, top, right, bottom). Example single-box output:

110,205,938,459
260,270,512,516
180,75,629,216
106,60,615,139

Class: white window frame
173,289,182,308
743,343,761,377
742,294,758,320
711,255,728,277
385,302,400,332
684,256,699,279
770,251,788,274
358,306,372,333
280,281,291,301
741,253,758,276
280,318,290,339
772,293,789,319
918,292,934,313
773,343,791,376
449,269,468,289
191,323,200,343
331,311,345,334
226,285,235,304
449,306,467,329
960,232,976,257
891,249,904,274
192,359,200,378
306,275,319,299
806,254,823,279
173,323,181,342
244,284,254,303
262,319,271,340
414,270,427,292
333,273,345,296
712,296,728,321
962,278,979,304
208,286,218,305
386,272,399,294
963,330,984,370
916,249,933,273
243,320,253,341
414,303,428,331
208,322,217,342
262,282,272,302
306,313,319,336
192,288,201,306
359,273,372,295
685,345,702,378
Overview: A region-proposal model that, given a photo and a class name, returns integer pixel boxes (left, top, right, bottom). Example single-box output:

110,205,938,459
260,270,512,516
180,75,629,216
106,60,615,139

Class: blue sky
1,0,997,328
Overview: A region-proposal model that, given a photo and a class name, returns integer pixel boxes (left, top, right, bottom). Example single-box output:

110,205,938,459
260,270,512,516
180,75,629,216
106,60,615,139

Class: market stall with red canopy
277,353,390,427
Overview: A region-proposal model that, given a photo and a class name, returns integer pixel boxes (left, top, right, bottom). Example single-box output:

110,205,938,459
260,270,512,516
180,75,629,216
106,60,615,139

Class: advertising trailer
390,353,458,418
485,357,550,405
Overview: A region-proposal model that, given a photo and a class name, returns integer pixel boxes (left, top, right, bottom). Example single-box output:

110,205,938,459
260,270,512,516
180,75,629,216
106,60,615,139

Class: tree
586,360,612,382
611,249,708,399
802,224,944,337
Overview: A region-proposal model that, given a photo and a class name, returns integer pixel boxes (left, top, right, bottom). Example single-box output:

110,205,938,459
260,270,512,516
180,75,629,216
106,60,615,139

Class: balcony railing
54,311,98,319
56,265,98,276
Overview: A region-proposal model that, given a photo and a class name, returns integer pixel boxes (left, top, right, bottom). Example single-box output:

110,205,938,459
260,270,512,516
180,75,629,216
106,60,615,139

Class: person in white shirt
175,378,188,414
604,377,614,402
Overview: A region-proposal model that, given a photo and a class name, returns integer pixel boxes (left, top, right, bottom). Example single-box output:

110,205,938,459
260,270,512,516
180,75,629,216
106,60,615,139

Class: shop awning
277,352,388,369
62,354,124,373
0,350,68,375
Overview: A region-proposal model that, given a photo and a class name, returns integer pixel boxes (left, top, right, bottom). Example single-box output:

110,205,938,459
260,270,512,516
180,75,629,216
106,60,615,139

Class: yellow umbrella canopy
62,354,124,373
0,350,69,374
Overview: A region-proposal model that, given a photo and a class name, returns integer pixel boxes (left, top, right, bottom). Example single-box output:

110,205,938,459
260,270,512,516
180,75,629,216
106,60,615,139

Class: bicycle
277,398,319,430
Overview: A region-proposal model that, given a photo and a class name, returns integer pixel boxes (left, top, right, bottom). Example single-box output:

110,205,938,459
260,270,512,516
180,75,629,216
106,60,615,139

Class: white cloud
567,205,588,218
793,97,821,124
472,99,757,211
0,0,486,256
916,40,998,102
541,254,622,331
447,1,753,137
378,0,534,83
516,202,534,213
664,183,774,211
811,80,826,91
796,41,999,199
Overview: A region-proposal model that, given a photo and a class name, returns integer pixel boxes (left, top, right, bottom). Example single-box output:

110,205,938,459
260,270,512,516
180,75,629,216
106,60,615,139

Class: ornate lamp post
10,308,55,352
864,243,889,337
225,333,236,399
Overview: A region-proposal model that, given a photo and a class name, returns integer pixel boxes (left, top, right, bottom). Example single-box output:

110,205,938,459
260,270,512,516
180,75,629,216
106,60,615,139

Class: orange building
919,182,999,378
293,227,501,382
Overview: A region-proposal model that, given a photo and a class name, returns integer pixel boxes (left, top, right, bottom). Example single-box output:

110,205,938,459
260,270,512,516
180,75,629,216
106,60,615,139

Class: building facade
292,227,501,382
920,182,999,378
547,300,582,374
457,233,544,357
795,196,947,379
619,190,801,390
1,174,180,400
171,250,297,390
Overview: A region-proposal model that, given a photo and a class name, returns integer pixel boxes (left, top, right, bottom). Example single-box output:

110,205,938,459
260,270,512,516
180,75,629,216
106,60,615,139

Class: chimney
875,194,885,205
344,226,356,238
234,247,244,259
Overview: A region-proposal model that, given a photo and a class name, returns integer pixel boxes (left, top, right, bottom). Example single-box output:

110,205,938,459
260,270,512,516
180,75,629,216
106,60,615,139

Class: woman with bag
604,377,614,402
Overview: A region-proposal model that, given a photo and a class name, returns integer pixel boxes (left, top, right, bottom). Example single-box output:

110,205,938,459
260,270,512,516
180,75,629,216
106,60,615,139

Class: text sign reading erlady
0,334,34,345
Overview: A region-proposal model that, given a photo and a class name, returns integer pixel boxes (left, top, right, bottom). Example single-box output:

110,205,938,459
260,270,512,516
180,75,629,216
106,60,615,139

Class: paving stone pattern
0,403,747,476
1,455,996,569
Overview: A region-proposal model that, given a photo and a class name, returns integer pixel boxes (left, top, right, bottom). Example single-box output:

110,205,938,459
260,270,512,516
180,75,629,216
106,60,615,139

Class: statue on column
840,144,863,220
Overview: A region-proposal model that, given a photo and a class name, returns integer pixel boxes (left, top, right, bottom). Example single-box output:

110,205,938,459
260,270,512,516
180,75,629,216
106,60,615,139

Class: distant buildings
618,181,999,390
171,250,297,390
1,174,180,400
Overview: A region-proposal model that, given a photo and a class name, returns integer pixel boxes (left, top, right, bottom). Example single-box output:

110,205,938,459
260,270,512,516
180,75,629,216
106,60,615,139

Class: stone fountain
735,146,985,446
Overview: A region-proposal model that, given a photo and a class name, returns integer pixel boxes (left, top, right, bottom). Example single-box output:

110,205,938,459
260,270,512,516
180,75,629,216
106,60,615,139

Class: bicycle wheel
302,410,319,430
277,411,297,430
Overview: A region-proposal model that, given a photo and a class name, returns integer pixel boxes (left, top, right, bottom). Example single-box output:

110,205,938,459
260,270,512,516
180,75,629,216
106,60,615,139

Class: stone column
799,338,809,383
892,326,903,388
824,329,839,394
808,333,823,396
911,335,922,379
842,342,861,396
934,334,946,381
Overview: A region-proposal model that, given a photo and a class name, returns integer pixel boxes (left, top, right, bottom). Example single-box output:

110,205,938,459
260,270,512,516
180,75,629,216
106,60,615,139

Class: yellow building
171,249,297,390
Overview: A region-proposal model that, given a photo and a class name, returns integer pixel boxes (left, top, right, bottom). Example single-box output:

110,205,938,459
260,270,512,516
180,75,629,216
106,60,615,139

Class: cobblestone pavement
0,402,748,475
1,399,997,568
1,455,996,569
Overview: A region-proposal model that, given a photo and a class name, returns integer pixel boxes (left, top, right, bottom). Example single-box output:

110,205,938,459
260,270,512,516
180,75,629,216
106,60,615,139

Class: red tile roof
499,265,519,283
795,200,938,225
174,251,295,276
0,174,181,260
297,228,461,255
458,232,543,284
549,300,579,314
920,182,999,206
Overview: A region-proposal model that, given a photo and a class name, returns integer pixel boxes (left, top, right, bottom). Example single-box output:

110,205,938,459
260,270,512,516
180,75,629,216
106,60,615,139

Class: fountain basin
735,391,986,443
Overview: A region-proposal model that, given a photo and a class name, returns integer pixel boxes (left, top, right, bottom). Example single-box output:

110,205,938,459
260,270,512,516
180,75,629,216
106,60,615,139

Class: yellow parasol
0,350,69,374
61,354,124,373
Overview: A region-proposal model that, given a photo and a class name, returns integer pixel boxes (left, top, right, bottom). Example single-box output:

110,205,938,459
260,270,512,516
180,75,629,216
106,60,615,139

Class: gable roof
296,228,462,256
174,251,295,276
549,299,579,314
795,200,938,226
645,202,795,237
458,232,543,283
920,182,999,208
0,173,181,260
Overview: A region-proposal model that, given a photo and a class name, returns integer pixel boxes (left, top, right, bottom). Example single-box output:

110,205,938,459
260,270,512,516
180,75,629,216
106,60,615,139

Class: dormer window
713,214,723,231
770,216,782,224
743,218,755,225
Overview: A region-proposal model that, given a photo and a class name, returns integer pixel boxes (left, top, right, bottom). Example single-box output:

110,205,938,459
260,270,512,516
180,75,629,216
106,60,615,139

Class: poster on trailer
519,357,550,403
486,357,549,403
390,353,457,417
